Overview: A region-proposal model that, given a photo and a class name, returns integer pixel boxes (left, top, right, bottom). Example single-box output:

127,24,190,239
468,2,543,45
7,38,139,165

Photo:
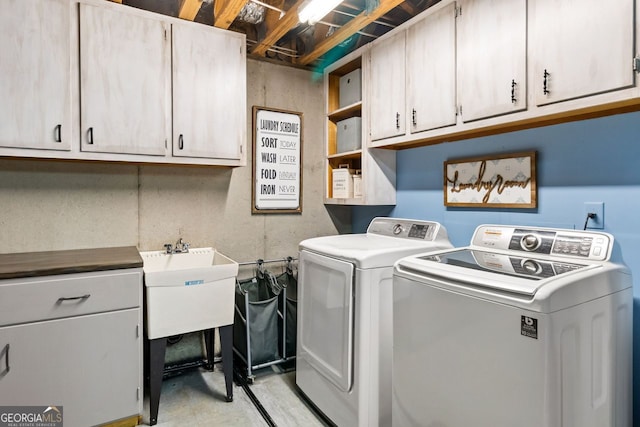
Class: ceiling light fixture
298,0,343,25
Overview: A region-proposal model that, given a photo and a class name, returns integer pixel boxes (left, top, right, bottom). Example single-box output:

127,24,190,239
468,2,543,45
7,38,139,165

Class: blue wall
353,111,640,425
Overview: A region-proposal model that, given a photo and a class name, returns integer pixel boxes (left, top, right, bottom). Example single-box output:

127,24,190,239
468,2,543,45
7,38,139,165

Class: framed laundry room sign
252,106,303,214
444,151,537,208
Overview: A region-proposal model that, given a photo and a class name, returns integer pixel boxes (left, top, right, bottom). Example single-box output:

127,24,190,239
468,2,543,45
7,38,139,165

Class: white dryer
393,225,633,427
297,217,452,427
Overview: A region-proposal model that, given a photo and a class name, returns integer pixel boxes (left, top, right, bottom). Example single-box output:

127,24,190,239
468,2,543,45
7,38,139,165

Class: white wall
0,58,350,261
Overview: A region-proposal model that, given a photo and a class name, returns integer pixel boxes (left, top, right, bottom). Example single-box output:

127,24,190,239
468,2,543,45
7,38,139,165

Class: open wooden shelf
328,101,362,122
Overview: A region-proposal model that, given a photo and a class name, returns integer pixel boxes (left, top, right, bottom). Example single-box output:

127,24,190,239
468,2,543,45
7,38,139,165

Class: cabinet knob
412,109,417,126
87,127,94,144
179,134,184,150
543,69,550,95
54,124,62,143
396,112,400,130
511,79,517,104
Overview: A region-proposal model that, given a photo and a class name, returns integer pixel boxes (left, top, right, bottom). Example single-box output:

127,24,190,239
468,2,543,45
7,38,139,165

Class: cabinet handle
87,127,94,144
3,343,9,373
396,113,400,130
543,69,550,95
511,79,517,104
179,134,184,150
54,124,62,143
412,109,417,126
57,294,91,303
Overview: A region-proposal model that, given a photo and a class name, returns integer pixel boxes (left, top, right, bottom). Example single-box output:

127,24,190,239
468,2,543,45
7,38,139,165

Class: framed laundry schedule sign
252,106,303,214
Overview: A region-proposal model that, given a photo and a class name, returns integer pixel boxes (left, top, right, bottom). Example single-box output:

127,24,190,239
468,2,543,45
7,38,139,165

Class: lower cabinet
0,310,140,427
0,267,142,427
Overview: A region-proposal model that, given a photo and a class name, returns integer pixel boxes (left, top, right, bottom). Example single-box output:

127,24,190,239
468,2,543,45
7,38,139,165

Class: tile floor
141,365,330,427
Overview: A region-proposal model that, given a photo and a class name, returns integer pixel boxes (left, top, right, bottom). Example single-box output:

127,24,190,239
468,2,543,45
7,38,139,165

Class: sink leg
219,324,234,402
148,337,167,426
204,329,215,371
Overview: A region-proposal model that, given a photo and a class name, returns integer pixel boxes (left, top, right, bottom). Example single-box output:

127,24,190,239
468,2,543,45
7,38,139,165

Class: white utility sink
140,247,239,339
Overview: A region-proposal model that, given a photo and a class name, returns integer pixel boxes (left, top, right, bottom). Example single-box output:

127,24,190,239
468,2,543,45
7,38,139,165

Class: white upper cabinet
370,31,406,141
172,22,246,160
0,0,72,151
0,0,246,166
457,0,526,122
530,0,635,106
406,2,457,133
364,0,637,150
79,3,170,156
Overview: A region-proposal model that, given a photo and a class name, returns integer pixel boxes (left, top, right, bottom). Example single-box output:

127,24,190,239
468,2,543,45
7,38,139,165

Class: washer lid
299,233,452,269
398,248,595,297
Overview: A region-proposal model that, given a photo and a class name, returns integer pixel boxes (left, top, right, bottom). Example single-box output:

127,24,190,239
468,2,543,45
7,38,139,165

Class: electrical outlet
583,202,604,229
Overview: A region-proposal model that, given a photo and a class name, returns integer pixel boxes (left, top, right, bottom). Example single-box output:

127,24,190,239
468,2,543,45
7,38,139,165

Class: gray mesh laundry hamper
233,260,297,382
233,272,281,371
276,269,297,358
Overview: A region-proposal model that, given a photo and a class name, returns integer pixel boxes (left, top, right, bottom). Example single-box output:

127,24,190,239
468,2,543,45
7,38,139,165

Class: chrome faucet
175,238,190,253
163,238,190,254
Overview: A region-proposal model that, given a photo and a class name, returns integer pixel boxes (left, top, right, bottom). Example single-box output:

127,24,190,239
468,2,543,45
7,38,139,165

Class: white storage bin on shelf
332,165,355,198
339,68,362,108
353,170,363,198
336,117,362,153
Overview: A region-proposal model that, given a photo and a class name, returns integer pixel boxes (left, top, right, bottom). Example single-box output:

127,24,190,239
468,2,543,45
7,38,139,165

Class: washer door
298,250,354,392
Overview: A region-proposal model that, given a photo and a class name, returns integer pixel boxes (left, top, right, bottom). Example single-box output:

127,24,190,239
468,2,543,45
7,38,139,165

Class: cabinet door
406,3,457,133
0,310,141,427
0,0,71,151
370,31,406,141
457,0,526,122
80,4,170,155
530,0,634,106
172,23,245,160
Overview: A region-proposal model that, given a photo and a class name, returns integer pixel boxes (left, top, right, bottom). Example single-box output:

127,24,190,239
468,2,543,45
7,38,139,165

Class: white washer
296,217,452,427
393,225,633,427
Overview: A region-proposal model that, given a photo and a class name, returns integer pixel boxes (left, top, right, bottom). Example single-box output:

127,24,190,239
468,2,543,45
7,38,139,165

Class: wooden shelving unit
324,48,396,206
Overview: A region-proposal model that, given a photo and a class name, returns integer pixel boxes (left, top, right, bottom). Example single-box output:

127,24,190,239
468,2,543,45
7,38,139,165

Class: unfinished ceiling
109,0,440,71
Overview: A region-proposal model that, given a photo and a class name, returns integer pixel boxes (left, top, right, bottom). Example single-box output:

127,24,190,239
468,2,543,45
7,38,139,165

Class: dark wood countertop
0,246,143,280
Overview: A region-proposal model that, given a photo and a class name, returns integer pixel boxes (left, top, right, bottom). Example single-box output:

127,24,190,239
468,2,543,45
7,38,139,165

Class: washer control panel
509,230,556,254
472,225,612,261
367,217,446,241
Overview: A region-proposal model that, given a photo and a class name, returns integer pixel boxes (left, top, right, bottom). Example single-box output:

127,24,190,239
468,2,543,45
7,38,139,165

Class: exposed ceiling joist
261,0,286,31
214,0,249,29
178,0,203,20
251,0,306,56
101,0,435,69
399,2,420,16
297,0,405,65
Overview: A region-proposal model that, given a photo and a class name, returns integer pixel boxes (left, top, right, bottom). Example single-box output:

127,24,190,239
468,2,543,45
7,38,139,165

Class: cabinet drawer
0,269,141,326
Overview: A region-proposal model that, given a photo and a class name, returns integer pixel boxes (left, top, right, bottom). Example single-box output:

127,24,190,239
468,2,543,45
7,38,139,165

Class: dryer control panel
367,217,447,242
471,225,613,261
